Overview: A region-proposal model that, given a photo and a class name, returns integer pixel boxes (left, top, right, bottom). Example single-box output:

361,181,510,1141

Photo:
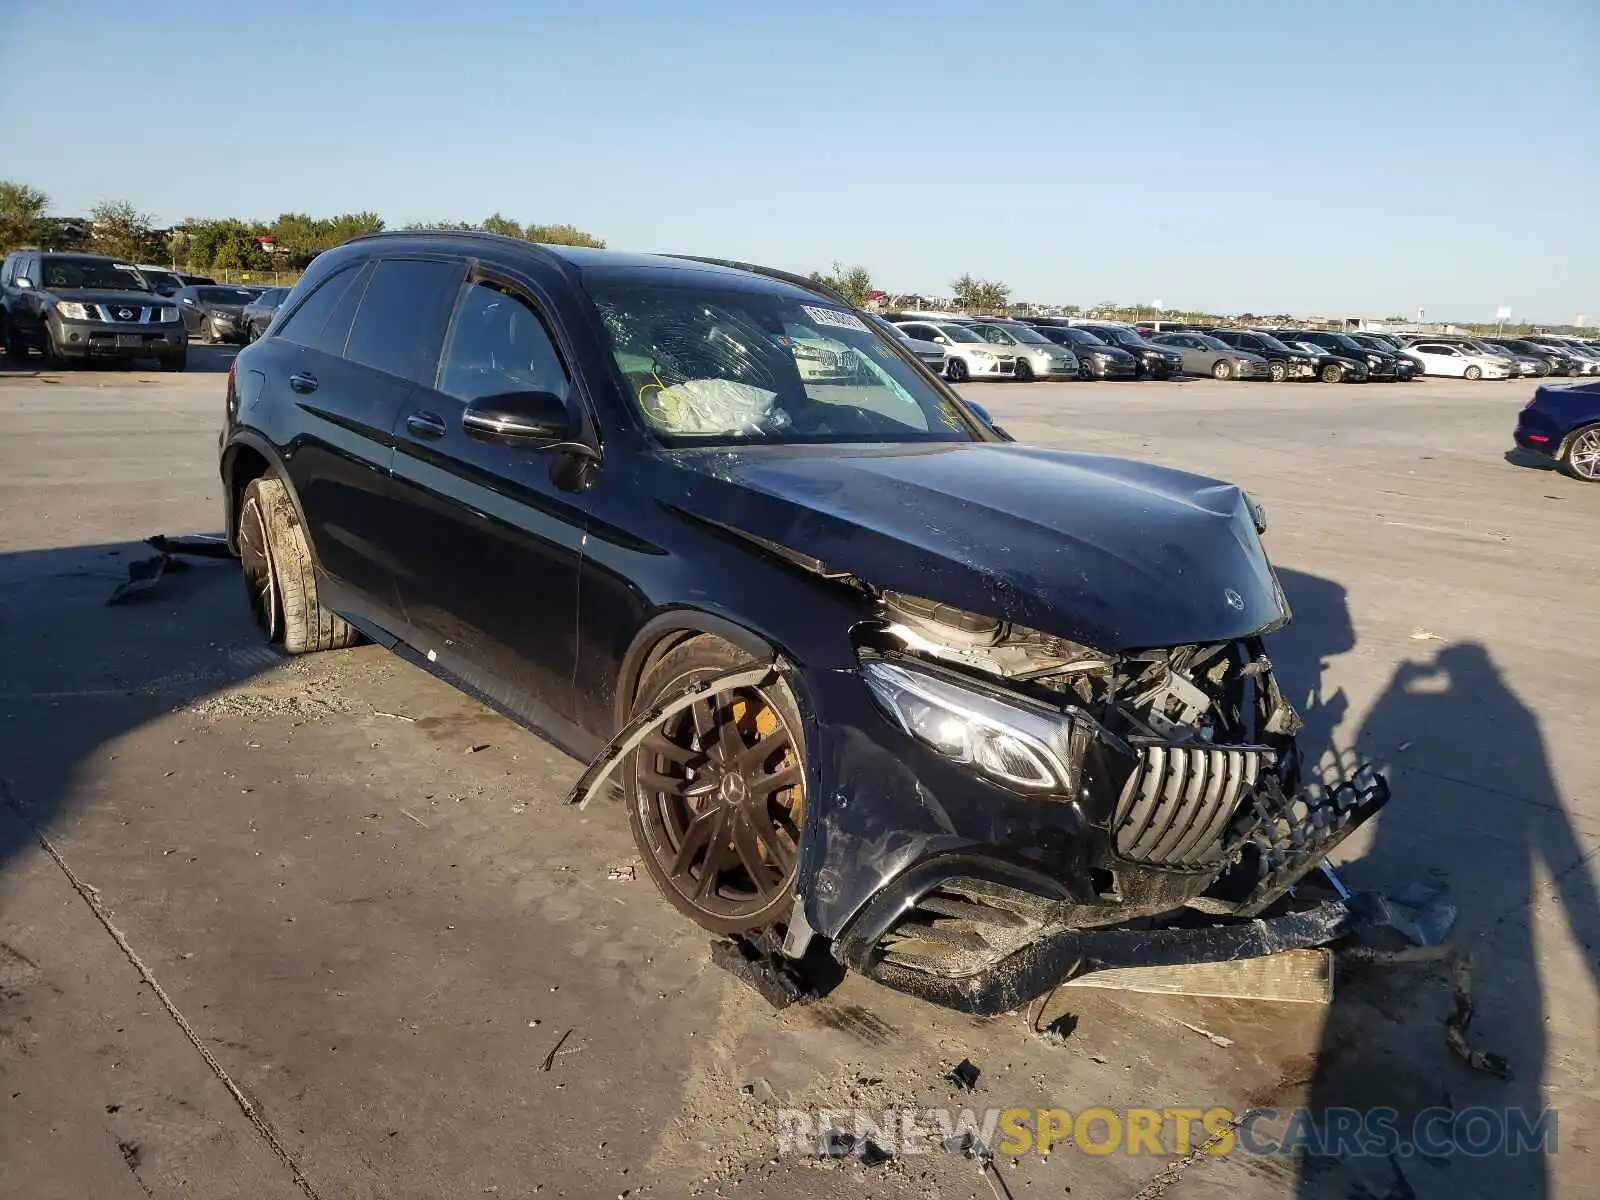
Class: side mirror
934,336,949,344
462,390,595,458
14,277,31,289
181,297,196,306
965,400,1010,439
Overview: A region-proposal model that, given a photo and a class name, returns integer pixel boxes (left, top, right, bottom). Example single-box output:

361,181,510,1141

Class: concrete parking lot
1,351,1594,1199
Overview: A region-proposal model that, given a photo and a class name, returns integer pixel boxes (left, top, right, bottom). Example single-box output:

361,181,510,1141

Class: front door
389,274,589,727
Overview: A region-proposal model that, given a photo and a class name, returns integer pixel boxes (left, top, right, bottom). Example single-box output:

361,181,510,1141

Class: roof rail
660,255,851,308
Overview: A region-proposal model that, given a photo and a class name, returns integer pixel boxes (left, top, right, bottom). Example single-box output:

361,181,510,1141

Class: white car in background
1406,341,1512,380
891,319,1017,382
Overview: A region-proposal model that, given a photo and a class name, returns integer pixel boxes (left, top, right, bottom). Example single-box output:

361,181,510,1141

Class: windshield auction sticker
802,305,870,334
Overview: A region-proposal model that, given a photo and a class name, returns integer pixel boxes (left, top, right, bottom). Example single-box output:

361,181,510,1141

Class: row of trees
0,180,606,273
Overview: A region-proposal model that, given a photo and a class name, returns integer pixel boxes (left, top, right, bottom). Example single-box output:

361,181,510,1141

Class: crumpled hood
663,441,1288,651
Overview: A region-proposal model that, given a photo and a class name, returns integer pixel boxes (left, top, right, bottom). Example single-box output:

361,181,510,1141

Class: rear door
270,254,463,622
389,269,589,726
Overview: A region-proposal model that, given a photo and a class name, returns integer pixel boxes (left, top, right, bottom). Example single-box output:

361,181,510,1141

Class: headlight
1237,358,1254,368
862,659,1073,791
158,307,180,323
1092,351,1112,364
1367,355,1382,367
54,301,92,320
971,350,996,362
1243,491,1268,534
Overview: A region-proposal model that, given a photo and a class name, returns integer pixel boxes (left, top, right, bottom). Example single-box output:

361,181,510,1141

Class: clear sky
3,0,1596,322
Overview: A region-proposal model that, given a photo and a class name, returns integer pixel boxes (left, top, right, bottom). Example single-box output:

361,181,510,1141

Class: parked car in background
221,231,1375,1015
1283,338,1370,384
1405,341,1511,379
1526,337,1600,375
1344,333,1419,379
1148,331,1270,380
963,319,1079,379
1514,378,1600,482
1280,330,1403,381
136,265,188,296
1073,323,1184,379
176,284,262,344
891,319,1016,382
1492,338,1581,376
240,286,291,343
1480,342,1550,377
1,250,187,369
1202,329,1316,382
1031,325,1139,379
868,314,947,375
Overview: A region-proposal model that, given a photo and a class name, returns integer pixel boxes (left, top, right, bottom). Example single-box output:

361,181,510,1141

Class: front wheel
1320,363,1344,384
158,348,187,372
627,637,805,935
1269,361,1287,383
946,357,969,383
40,328,66,369
1013,358,1033,382
1560,425,1600,482
1211,359,1234,380
1463,365,1482,381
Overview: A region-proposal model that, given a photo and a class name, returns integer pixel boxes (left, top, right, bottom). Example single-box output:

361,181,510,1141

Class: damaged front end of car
798,587,1388,1013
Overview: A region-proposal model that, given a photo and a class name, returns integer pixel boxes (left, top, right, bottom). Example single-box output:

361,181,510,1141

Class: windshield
1327,334,1370,353
41,258,149,292
996,323,1051,344
1189,334,1232,351
592,285,979,445
198,287,258,304
1066,328,1108,347
935,323,984,344
1092,327,1148,350
1250,332,1294,353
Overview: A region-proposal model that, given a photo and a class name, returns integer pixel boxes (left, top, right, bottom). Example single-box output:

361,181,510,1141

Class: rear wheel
237,474,359,654
1269,361,1287,383
1560,425,1600,482
1320,363,1344,384
627,637,804,935
3,329,26,361
946,357,969,383
1211,359,1234,381
1463,365,1482,381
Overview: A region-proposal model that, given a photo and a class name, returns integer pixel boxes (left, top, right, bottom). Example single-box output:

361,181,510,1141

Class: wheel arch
221,432,315,559
613,609,781,728
1558,419,1600,460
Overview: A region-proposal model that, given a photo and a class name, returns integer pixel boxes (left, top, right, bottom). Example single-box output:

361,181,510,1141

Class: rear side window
278,263,366,355
345,258,462,383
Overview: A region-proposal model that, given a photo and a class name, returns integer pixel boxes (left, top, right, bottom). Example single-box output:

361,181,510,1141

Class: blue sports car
1514,379,1600,482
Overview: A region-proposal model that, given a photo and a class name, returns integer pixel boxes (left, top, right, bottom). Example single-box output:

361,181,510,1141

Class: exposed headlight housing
862,659,1074,791
54,301,92,321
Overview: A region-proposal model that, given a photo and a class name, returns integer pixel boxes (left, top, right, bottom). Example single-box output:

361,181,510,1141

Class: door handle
289,371,319,394
405,411,448,440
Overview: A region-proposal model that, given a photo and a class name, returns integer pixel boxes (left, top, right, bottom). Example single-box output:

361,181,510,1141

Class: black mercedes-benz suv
1,251,187,369
219,231,1387,1014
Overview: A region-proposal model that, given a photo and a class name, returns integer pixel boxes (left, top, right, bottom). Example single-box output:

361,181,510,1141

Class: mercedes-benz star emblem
1224,588,1246,611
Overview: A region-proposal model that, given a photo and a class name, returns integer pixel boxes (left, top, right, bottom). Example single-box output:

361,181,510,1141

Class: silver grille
1113,743,1270,868
92,304,152,324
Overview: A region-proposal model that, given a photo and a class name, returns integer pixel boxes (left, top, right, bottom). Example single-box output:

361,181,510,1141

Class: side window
437,281,569,403
344,258,462,383
1,255,13,287
1240,335,1263,350
978,327,1008,344
905,324,936,341
278,263,365,354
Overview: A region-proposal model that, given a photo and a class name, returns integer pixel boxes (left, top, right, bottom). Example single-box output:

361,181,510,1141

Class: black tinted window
278,263,366,354
438,282,569,403
345,258,461,383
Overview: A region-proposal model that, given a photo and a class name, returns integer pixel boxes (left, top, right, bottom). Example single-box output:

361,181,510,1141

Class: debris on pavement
1409,627,1445,641
466,743,491,754
946,1059,981,1091
606,863,637,882
859,1139,894,1167
373,710,416,722
399,808,430,829
107,534,233,605
1064,948,1335,1004
709,928,820,1010
540,1028,575,1072
1175,1019,1235,1049
1444,955,1511,1080
1037,1012,1079,1046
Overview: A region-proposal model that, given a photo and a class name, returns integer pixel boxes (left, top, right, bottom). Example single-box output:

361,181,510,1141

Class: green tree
481,213,524,238
522,222,604,248
89,200,156,261
808,262,874,308
0,181,50,252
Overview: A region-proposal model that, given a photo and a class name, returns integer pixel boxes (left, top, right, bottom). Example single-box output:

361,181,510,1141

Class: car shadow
0,540,270,873
1502,447,1558,473
1271,570,1593,1199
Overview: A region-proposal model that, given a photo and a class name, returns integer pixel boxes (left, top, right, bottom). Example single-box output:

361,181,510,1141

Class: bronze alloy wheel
628,640,805,934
